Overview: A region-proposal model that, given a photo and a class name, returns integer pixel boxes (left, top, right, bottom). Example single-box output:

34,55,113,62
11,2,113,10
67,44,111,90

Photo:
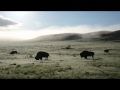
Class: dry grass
0,41,120,79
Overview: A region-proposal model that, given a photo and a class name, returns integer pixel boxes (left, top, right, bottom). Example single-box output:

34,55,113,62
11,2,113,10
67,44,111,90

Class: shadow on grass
82,57,103,60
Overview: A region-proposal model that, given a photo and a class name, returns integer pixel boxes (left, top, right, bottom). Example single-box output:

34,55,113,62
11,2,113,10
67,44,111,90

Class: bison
35,51,49,60
80,51,94,59
10,51,18,54
104,49,109,53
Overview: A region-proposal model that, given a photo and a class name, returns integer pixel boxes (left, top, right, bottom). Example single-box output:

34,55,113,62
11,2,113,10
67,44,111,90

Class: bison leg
80,56,83,58
92,55,94,58
45,57,48,60
84,56,87,59
40,57,42,60
92,55,94,60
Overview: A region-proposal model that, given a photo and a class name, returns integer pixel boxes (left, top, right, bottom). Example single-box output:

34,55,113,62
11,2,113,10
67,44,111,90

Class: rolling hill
28,33,83,42
99,30,120,41
82,31,111,39
3,30,119,42
27,31,112,42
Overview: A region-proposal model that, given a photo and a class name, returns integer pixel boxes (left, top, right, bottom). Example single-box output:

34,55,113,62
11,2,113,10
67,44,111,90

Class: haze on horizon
0,11,120,41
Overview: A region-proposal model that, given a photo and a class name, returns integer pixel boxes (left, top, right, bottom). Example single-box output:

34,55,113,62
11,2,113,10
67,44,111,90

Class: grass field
0,40,120,79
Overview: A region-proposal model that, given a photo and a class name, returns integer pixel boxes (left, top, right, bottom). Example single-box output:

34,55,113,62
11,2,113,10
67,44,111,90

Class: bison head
80,53,83,58
35,56,39,60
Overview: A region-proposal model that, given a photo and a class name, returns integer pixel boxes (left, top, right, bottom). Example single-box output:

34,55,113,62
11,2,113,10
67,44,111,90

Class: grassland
0,40,120,79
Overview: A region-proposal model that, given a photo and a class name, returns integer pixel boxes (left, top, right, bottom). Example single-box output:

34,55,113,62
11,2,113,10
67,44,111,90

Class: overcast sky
0,11,120,40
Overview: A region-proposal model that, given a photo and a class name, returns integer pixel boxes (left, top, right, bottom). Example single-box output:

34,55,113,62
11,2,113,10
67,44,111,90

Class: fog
0,24,120,41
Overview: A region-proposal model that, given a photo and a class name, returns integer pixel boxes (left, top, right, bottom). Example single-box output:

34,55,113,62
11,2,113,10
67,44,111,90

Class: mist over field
0,24,120,41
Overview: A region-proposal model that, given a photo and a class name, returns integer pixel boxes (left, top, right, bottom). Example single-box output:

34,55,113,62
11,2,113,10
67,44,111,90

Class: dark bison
35,51,49,60
104,49,109,53
80,51,94,59
10,51,18,54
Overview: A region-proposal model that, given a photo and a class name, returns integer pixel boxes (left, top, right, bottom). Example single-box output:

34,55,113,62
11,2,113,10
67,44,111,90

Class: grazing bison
80,51,94,59
35,51,49,60
104,49,109,53
10,51,18,54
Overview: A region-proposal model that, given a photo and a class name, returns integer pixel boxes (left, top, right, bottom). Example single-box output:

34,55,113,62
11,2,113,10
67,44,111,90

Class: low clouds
0,15,22,30
0,16,17,26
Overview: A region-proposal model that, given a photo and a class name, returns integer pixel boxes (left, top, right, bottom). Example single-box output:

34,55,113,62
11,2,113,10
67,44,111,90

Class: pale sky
0,11,120,40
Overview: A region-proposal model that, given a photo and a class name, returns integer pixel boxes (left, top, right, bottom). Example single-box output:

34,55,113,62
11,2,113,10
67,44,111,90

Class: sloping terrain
27,31,111,42
1,30,120,42
82,31,111,39
28,33,82,42
99,30,120,41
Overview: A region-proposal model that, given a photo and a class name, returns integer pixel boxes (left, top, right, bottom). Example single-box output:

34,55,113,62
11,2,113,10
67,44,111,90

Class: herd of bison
9,48,110,60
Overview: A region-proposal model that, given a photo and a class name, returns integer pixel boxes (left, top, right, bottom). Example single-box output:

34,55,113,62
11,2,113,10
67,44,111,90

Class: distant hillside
26,30,120,42
82,31,111,39
99,30,120,41
28,33,82,42
1,30,120,42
